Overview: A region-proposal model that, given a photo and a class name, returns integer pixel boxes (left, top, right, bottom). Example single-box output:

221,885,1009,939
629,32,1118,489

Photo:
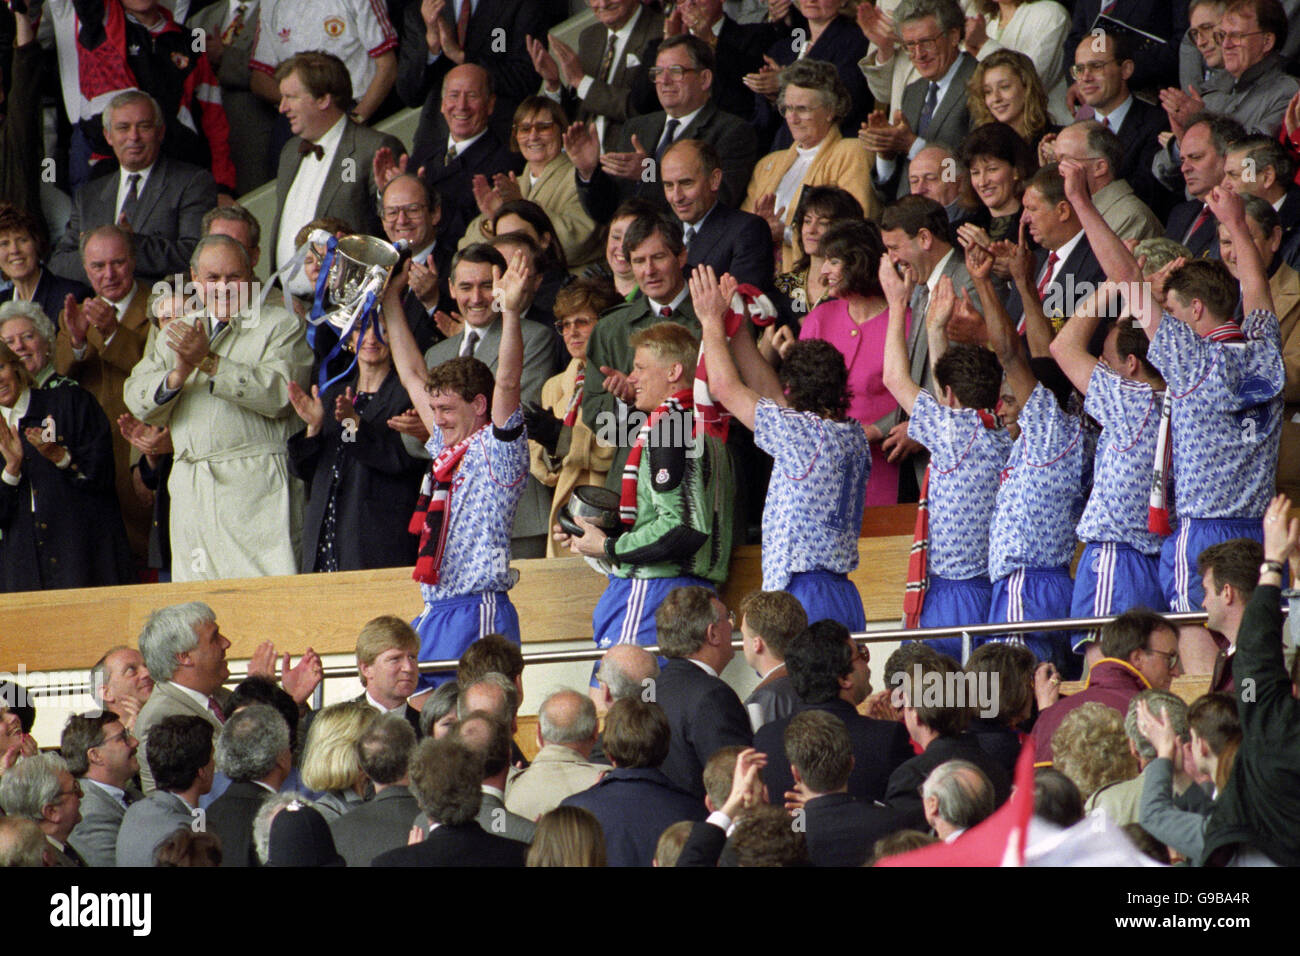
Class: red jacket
1031,658,1152,765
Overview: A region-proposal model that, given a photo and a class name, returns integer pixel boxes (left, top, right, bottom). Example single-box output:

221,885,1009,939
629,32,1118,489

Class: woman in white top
964,0,1072,123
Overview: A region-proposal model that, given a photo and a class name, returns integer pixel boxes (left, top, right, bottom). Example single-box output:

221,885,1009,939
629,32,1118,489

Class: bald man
505,690,606,820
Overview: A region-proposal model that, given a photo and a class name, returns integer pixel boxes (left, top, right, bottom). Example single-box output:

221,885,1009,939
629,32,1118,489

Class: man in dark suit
922,759,997,842
785,710,903,867
561,698,707,867
862,0,977,201
740,590,805,733
1224,135,1300,235
1005,164,1108,353
187,0,277,194
207,704,293,868
379,174,447,354
1064,0,1188,94
397,0,545,142
754,620,913,806
400,64,522,256
372,737,527,866
1162,114,1243,259
1062,30,1171,217
456,712,536,844
48,91,217,286
527,0,663,150
268,51,405,275
651,586,753,801
355,616,424,736
328,714,420,866
568,35,759,220
0,753,86,867
884,655,1012,828
63,711,143,868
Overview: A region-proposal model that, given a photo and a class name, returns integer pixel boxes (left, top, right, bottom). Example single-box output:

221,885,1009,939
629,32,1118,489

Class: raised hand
859,111,915,158
742,56,781,100
63,294,91,346
526,35,561,90
753,192,787,244
434,310,464,339
1286,88,1300,138
721,747,769,818
599,134,650,181
118,414,172,458
600,365,636,404
1006,218,1036,287
281,648,324,705
770,323,797,360
0,420,22,475
288,381,326,435
373,147,410,192
1204,184,1246,229
334,387,359,427
24,423,65,465
563,121,601,179
247,640,278,679
1034,661,1061,710
493,250,532,314
688,264,737,329
927,275,957,331
1036,132,1058,167
877,254,914,306
408,257,439,307
550,37,584,89
492,171,523,203
387,408,431,442
421,0,445,54
964,238,994,282
1263,494,1300,563
964,13,987,55
857,1,895,56
1058,157,1091,204
1135,699,1180,761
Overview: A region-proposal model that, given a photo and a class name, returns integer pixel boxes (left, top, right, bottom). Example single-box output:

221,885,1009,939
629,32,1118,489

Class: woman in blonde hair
299,700,378,821
966,50,1056,153
526,806,607,867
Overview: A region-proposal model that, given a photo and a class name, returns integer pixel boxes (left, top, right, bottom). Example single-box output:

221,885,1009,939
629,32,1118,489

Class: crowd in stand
2,0,1300,865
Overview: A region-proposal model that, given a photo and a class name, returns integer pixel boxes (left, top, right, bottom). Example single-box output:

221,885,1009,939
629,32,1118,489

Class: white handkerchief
625,52,640,67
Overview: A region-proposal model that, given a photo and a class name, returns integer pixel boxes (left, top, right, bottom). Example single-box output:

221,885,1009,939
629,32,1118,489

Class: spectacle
778,103,823,118
555,316,596,333
902,35,943,56
1070,59,1116,78
649,65,701,81
514,121,557,135
1145,648,1180,668
1214,29,1267,46
381,203,428,221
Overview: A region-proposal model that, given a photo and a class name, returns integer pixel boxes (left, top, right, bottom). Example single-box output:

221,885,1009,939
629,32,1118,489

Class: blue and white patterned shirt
1146,309,1284,519
418,407,529,603
908,390,1012,580
753,399,870,589
988,383,1084,581
1077,364,1168,555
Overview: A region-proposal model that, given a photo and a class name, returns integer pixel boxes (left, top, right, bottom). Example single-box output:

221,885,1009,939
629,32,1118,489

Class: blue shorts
411,591,520,691
590,574,711,687
986,567,1076,674
1161,517,1264,612
785,570,866,632
915,574,994,662
1071,542,1167,652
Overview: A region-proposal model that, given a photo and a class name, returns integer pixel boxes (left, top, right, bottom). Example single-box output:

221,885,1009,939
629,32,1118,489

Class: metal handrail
22,608,1233,698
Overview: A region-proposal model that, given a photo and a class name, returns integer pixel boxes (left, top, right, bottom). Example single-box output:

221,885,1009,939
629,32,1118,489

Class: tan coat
122,302,312,581
742,127,880,272
54,280,152,557
1274,263,1300,499
459,153,600,267
529,358,616,559
1092,179,1164,243
503,743,607,821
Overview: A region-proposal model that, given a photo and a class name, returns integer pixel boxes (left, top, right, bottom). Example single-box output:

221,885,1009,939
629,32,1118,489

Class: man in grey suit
48,91,217,285
133,602,230,794
207,704,292,867
0,753,85,867
62,712,143,868
424,243,562,557
269,51,405,275
187,0,277,194
862,0,977,201
739,591,807,733
456,711,536,845
879,195,978,495
329,714,420,866
116,716,215,867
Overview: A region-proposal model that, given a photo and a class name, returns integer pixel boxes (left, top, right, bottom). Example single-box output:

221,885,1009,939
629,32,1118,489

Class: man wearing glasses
568,34,757,222
1031,609,1183,764
1154,0,1297,195
62,712,142,868
864,0,977,202
380,174,447,354
0,753,85,867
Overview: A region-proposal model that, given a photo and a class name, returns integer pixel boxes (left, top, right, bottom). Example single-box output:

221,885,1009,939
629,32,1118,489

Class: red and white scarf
409,424,488,584
563,366,584,428
620,390,693,525
1147,322,1245,535
904,409,999,628
693,284,777,440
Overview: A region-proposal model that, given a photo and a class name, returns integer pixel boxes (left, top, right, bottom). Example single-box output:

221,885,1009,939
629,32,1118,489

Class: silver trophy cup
322,234,403,335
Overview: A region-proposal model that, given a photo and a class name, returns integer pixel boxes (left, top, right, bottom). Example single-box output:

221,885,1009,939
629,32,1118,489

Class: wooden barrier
0,536,915,673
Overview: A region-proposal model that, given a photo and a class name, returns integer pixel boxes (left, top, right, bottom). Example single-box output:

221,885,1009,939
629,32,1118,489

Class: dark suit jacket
270,122,405,271
804,792,902,867
1278,187,1300,235
753,697,913,806
1111,97,1172,218
655,658,753,800
1166,199,1219,259
760,15,871,151
397,0,545,143
1066,0,1188,93
561,7,665,149
635,17,780,121
1003,236,1109,353
884,732,1013,829
207,780,274,868
287,368,425,572
49,155,218,284
410,119,521,257
328,785,421,866
0,269,91,330
877,52,978,200
560,767,706,866
685,202,774,292
675,819,734,866
371,819,526,866
574,102,759,221
0,43,46,239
